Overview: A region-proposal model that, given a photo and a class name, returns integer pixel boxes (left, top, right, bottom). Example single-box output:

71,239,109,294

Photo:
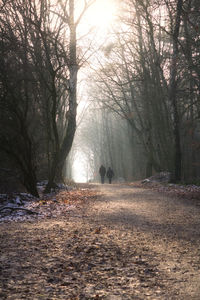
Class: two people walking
99,165,114,184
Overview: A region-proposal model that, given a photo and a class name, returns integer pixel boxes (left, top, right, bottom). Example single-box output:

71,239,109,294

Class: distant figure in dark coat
107,167,114,184
99,165,106,184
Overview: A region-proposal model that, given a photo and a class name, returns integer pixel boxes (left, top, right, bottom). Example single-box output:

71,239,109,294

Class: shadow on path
88,184,200,244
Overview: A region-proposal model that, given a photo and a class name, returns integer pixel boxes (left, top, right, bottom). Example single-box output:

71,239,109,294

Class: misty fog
0,0,199,195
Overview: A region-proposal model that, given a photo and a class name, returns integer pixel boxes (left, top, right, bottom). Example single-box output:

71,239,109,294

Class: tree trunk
44,0,77,193
169,0,183,182
23,170,39,198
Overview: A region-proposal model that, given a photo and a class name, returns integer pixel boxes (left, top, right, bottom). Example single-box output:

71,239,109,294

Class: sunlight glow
72,152,91,183
72,0,119,183
86,0,117,29
73,160,86,183
79,0,118,35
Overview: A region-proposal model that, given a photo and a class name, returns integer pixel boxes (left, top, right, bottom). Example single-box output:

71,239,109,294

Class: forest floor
0,182,200,299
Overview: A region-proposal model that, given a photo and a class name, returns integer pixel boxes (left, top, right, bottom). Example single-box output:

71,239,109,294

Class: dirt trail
0,183,200,299
88,184,200,298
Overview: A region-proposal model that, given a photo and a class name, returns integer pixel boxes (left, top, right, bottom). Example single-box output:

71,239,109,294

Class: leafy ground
0,183,200,299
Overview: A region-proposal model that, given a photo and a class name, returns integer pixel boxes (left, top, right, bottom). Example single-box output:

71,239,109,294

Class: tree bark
169,0,183,182
44,0,77,193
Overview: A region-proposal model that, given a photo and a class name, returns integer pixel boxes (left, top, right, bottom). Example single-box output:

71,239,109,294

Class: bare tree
43,0,97,191
0,0,97,194
167,0,183,182
0,1,40,196
85,0,199,181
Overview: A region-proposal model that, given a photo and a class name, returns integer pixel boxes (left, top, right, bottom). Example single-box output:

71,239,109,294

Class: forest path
84,183,200,299
0,183,200,299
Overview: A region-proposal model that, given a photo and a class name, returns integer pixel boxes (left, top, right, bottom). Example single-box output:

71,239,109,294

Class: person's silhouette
106,167,114,184
99,165,106,184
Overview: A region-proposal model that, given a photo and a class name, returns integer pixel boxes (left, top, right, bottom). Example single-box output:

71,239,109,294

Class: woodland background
0,0,199,196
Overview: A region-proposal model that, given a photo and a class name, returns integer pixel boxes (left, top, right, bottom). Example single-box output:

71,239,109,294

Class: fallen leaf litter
0,183,200,299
